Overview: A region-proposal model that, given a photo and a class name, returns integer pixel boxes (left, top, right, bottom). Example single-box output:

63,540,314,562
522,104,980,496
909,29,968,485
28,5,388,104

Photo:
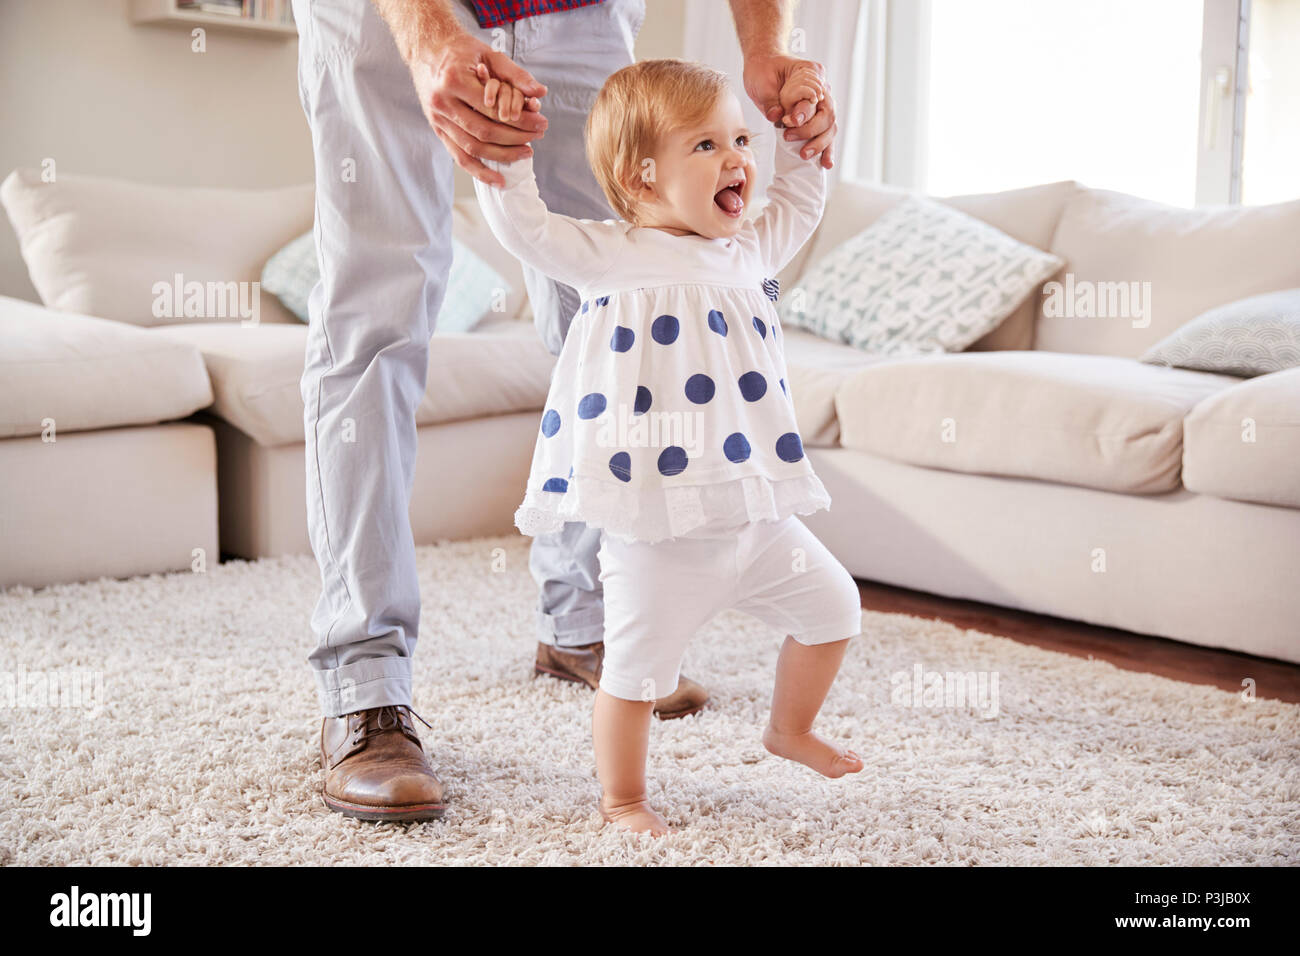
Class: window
879,0,1300,207
1241,0,1300,204
924,0,1203,204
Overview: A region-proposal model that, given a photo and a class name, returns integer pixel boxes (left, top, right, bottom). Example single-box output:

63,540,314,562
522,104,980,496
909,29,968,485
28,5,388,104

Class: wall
0,0,686,304
0,0,313,302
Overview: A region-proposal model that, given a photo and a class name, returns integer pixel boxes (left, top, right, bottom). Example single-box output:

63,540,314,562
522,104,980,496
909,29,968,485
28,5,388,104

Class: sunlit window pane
926,0,1202,205
1241,0,1300,204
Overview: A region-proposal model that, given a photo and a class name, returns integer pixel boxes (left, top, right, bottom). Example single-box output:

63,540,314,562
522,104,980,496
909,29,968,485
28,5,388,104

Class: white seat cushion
0,295,213,438
148,320,557,447
835,350,1242,493
1183,367,1300,508
780,325,896,447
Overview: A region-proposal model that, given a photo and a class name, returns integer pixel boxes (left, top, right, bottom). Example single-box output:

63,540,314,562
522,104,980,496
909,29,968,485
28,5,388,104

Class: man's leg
293,0,456,819
514,0,709,718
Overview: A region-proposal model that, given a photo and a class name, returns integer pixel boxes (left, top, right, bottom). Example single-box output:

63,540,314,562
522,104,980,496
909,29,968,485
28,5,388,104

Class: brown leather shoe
534,641,710,720
535,639,604,688
319,704,446,822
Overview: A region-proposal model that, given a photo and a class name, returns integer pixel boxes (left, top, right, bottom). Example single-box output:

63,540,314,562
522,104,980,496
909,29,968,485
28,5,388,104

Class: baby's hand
778,65,828,130
473,61,542,124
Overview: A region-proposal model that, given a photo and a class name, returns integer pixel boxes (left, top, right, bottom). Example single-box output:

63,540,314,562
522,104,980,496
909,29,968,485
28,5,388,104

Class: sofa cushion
147,318,557,447
1038,186,1300,358
835,350,1243,494
452,195,532,323
1,168,313,327
779,196,1064,356
0,294,213,439
1140,287,1300,377
1183,367,1300,508
791,179,1078,351
780,324,894,447
258,231,318,324
260,228,512,332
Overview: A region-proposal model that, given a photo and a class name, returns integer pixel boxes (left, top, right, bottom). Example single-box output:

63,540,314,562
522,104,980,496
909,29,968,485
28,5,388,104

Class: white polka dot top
475,132,830,544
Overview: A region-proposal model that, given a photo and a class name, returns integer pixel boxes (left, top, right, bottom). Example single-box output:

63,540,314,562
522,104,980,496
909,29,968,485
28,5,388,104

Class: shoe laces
355,704,433,745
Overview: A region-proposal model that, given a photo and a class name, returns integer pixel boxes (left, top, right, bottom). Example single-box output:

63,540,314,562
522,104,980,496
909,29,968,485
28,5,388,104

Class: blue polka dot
708,309,728,336
723,432,751,463
578,393,607,419
738,371,767,402
542,477,569,493
596,295,609,307
658,446,688,476
652,314,680,344
541,409,560,437
685,373,716,404
776,432,804,462
753,316,767,338
610,326,635,352
634,385,652,415
568,465,574,478
580,300,589,314
609,452,631,482
780,378,786,395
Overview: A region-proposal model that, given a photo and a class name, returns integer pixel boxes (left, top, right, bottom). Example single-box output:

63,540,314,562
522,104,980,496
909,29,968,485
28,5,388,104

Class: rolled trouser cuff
314,656,413,718
536,603,605,649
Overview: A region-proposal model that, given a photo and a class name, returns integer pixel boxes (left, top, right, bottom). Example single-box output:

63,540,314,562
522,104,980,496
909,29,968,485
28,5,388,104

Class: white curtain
680,0,890,195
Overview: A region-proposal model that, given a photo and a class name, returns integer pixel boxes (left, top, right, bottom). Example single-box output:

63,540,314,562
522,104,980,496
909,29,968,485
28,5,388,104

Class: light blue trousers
291,0,645,717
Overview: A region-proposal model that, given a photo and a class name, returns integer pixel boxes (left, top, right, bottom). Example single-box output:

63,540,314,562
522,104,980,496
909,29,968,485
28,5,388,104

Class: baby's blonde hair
585,58,740,224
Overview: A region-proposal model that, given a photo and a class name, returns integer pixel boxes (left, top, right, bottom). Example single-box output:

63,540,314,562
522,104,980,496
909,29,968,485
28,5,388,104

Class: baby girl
473,57,863,835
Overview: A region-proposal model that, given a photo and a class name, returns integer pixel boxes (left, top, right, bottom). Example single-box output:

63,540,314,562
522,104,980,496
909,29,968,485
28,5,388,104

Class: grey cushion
1139,288,1300,377
779,197,1063,356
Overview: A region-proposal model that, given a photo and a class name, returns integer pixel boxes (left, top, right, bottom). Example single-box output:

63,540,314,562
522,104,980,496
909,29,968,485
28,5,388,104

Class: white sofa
2,167,1297,666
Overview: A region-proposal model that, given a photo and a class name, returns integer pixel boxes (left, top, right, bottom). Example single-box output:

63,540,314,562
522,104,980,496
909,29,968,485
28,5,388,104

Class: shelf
130,0,297,39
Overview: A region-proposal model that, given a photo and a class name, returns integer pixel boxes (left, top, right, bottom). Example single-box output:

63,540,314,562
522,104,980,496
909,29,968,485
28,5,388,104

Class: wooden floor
854,578,1300,704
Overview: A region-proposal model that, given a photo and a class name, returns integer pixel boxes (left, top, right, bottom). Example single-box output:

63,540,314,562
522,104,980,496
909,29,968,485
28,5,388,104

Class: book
179,1,244,15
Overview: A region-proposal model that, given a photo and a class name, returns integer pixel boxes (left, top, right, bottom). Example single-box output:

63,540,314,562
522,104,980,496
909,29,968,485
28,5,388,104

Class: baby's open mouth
714,182,744,217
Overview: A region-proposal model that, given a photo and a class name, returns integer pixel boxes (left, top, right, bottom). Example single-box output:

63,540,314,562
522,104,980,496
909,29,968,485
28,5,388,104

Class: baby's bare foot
762,724,864,778
599,795,671,836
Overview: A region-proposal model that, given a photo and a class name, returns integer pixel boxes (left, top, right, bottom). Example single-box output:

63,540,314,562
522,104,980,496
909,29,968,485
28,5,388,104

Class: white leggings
595,516,863,702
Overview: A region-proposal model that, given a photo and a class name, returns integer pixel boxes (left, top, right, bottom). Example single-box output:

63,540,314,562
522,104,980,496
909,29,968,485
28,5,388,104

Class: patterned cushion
260,230,512,333
779,196,1063,355
259,232,317,323
1139,288,1300,377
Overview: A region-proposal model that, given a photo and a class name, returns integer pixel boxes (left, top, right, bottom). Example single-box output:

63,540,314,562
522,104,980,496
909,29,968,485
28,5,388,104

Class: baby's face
633,92,756,240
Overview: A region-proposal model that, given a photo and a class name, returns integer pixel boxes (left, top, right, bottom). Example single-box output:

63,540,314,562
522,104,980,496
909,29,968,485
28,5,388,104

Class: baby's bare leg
763,635,863,778
593,689,670,836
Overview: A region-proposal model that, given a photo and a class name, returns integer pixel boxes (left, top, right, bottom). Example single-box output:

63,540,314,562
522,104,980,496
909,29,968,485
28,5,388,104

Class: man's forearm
727,0,793,59
370,0,465,64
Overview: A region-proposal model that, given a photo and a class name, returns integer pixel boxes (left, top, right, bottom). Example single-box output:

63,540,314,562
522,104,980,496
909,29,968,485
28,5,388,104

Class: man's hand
742,54,837,169
408,31,550,187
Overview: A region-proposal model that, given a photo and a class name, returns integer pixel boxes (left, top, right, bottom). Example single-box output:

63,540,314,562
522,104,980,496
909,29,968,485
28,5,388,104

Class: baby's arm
471,63,627,292
749,71,830,274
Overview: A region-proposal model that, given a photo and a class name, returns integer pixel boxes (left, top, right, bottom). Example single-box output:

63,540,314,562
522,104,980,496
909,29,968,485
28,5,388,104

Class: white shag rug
1,533,1297,866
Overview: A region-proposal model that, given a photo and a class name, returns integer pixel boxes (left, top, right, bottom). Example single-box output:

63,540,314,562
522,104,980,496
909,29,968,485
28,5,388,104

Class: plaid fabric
467,0,606,29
